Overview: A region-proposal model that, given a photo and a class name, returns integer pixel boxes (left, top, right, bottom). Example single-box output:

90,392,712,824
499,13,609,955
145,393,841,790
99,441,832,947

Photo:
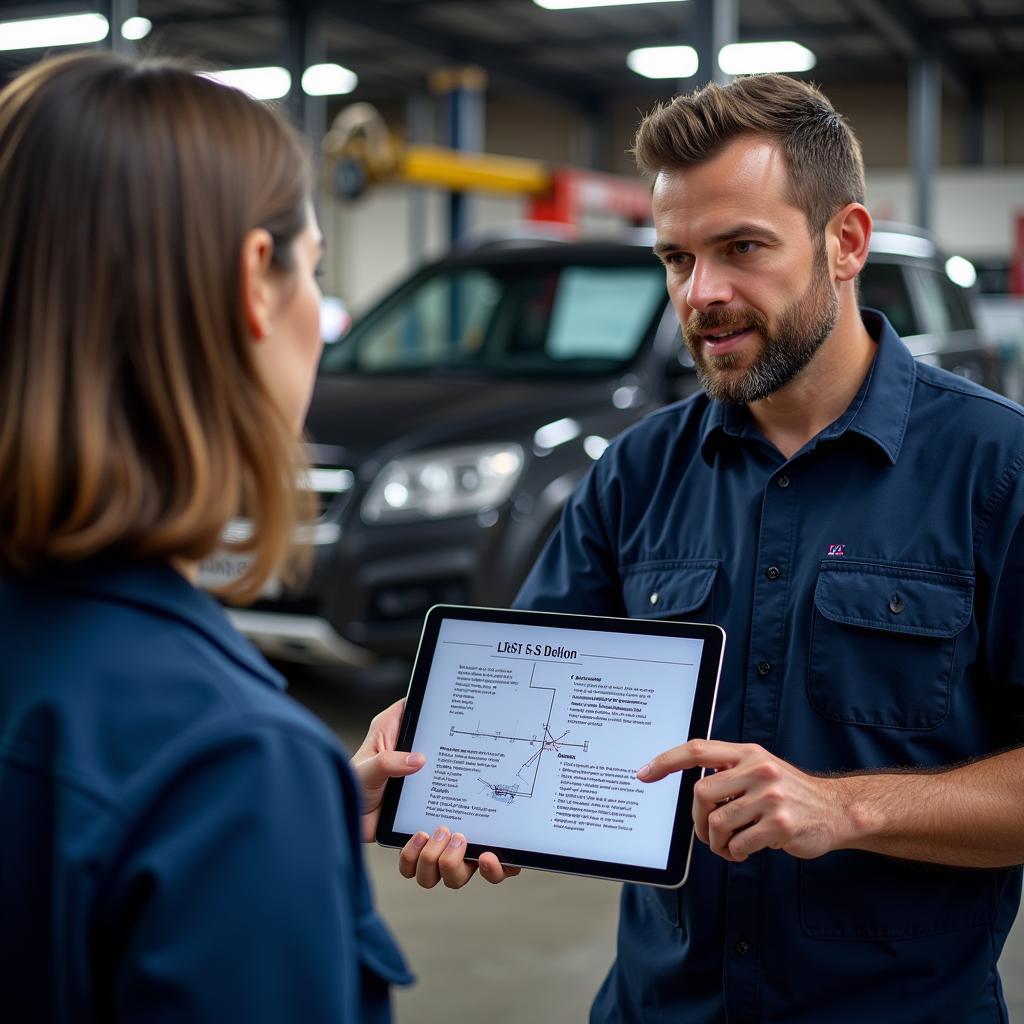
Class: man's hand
350,698,427,843
638,740,850,862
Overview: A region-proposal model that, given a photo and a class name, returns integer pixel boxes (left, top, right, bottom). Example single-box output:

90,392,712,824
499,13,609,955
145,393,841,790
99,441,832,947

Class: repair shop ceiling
0,0,1021,108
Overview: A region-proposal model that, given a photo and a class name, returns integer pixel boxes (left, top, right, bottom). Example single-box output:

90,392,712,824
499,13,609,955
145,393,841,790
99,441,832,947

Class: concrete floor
289,672,1024,1023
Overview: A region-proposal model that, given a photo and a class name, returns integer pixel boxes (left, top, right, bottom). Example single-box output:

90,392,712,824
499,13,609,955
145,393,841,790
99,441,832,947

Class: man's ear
829,203,872,283
240,228,276,340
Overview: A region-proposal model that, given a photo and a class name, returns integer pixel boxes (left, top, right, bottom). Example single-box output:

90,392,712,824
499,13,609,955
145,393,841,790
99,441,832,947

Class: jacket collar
49,558,286,690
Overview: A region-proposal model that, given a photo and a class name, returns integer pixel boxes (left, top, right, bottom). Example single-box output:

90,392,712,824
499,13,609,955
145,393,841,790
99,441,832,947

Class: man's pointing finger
636,740,744,782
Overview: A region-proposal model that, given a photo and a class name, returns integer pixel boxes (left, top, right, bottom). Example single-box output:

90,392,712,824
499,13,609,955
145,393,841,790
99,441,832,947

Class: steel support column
691,0,737,90
964,79,985,167
431,66,487,248
99,0,138,54
584,104,610,172
909,53,941,230
284,1,326,143
405,93,433,264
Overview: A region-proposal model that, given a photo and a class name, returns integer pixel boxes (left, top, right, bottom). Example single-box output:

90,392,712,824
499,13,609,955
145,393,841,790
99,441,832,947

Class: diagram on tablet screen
395,616,705,871
450,665,590,804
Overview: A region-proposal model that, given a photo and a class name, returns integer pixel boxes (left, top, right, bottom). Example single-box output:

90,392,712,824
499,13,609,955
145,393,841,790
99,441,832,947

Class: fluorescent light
535,0,684,8
945,255,977,289
627,45,699,80
201,67,291,101
301,62,358,96
718,41,816,75
121,17,152,41
0,12,108,51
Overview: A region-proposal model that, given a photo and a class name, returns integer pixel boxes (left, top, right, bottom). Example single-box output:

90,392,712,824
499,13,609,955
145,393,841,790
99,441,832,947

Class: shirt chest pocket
807,562,974,730
620,559,719,622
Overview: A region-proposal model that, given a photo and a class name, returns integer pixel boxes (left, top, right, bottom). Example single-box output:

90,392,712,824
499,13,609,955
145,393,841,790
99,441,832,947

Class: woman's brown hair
0,52,314,600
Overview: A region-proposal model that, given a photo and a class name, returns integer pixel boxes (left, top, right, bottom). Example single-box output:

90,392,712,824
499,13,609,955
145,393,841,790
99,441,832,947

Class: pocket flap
814,562,973,638
621,559,718,618
356,911,414,985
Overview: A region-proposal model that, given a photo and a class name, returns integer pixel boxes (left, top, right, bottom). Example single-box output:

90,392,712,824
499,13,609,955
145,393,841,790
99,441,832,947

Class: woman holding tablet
0,52,420,1021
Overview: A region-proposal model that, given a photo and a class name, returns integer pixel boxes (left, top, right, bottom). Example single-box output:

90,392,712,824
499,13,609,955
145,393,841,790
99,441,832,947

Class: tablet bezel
375,604,724,888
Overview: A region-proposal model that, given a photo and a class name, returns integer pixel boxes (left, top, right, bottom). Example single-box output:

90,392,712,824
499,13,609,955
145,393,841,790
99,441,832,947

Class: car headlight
361,443,525,523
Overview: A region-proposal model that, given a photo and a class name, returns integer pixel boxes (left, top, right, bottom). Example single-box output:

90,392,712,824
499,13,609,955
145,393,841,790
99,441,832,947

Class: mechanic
389,73,1024,1023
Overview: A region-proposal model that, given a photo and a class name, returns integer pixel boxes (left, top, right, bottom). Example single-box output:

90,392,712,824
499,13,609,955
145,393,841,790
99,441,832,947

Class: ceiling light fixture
535,0,684,9
717,41,816,75
0,12,108,51
301,63,358,96
627,45,699,79
201,66,292,101
121,17,152,41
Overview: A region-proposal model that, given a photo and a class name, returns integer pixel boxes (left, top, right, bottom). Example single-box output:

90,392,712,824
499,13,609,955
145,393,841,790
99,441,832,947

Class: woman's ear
830,203,872,283
240,228,276,341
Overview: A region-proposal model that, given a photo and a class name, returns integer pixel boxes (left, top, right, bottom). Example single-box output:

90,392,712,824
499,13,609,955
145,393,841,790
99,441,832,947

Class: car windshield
320,260,667,377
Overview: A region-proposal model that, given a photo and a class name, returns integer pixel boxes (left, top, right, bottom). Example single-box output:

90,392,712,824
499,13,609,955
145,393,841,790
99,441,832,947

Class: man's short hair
633,74,865,236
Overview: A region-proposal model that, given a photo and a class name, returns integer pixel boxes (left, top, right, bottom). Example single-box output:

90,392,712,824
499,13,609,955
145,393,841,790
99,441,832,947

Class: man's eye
731,241,758,256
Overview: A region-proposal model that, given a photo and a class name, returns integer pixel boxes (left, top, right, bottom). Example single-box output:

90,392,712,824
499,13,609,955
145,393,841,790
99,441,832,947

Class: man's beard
683,242,839,405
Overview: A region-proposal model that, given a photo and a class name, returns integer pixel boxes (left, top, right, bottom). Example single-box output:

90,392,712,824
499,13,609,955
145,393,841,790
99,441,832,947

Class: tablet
376,605,724,888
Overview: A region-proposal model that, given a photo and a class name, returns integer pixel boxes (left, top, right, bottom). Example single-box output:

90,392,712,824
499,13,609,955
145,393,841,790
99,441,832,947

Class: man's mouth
701,326,754,353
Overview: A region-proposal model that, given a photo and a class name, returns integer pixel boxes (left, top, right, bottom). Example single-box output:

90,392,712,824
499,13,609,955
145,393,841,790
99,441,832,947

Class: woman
0,51,422,1022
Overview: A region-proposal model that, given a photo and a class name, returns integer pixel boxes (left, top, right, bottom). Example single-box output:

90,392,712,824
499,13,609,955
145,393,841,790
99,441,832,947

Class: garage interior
3,1,1023,1020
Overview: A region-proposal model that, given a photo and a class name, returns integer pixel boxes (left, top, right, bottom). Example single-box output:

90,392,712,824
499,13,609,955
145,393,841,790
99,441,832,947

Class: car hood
304,372,615,465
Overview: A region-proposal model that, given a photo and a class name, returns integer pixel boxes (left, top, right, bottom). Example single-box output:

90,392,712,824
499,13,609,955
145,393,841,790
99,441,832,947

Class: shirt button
889,595,905,614
735,940,750,955
756,661,772,677
777,475,790,489
649,592,660,607
766,566,781,580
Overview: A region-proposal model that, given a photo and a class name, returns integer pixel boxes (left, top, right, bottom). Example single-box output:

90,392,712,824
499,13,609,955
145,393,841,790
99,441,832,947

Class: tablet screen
381,606,723,886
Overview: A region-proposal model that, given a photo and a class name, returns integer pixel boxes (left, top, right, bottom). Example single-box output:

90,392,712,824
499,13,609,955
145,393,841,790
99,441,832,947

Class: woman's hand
398,827,521,888
351,698,426,842
352,698,521,885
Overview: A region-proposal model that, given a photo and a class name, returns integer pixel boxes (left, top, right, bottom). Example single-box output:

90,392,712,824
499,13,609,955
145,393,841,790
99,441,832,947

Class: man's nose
686,260,733,311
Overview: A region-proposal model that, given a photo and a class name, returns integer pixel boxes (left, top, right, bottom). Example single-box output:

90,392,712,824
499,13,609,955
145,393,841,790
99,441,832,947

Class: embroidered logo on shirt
826,543,846,557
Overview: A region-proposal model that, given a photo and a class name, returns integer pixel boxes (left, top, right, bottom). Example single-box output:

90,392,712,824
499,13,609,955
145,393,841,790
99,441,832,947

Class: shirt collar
48,558,286,690
816,309,914,465
700,309,914,466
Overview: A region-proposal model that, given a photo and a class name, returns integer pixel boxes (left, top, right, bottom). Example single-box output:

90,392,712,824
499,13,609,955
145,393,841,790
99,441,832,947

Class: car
200,222,1002,672
859,222,1000,391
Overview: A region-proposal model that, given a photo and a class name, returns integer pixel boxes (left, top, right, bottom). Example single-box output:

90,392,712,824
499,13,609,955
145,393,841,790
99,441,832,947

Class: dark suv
200,223,1000,670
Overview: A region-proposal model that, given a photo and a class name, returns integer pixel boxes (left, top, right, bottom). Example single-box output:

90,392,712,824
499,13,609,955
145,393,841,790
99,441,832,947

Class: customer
0,52,421,1022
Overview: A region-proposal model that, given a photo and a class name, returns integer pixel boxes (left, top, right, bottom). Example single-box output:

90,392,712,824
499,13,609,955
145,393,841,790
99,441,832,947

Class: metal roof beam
846,0,971,98
324,2,598,110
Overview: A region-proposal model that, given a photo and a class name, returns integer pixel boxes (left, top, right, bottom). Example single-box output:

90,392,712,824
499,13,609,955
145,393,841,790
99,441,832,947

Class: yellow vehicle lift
322,101,652,229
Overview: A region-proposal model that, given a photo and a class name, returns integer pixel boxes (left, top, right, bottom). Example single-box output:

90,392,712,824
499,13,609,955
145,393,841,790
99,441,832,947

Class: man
393,74,1024,1023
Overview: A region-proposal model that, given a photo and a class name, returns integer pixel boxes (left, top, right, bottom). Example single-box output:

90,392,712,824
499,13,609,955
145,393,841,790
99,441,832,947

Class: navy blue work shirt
0,559,411,1022
517,311,1024,1024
